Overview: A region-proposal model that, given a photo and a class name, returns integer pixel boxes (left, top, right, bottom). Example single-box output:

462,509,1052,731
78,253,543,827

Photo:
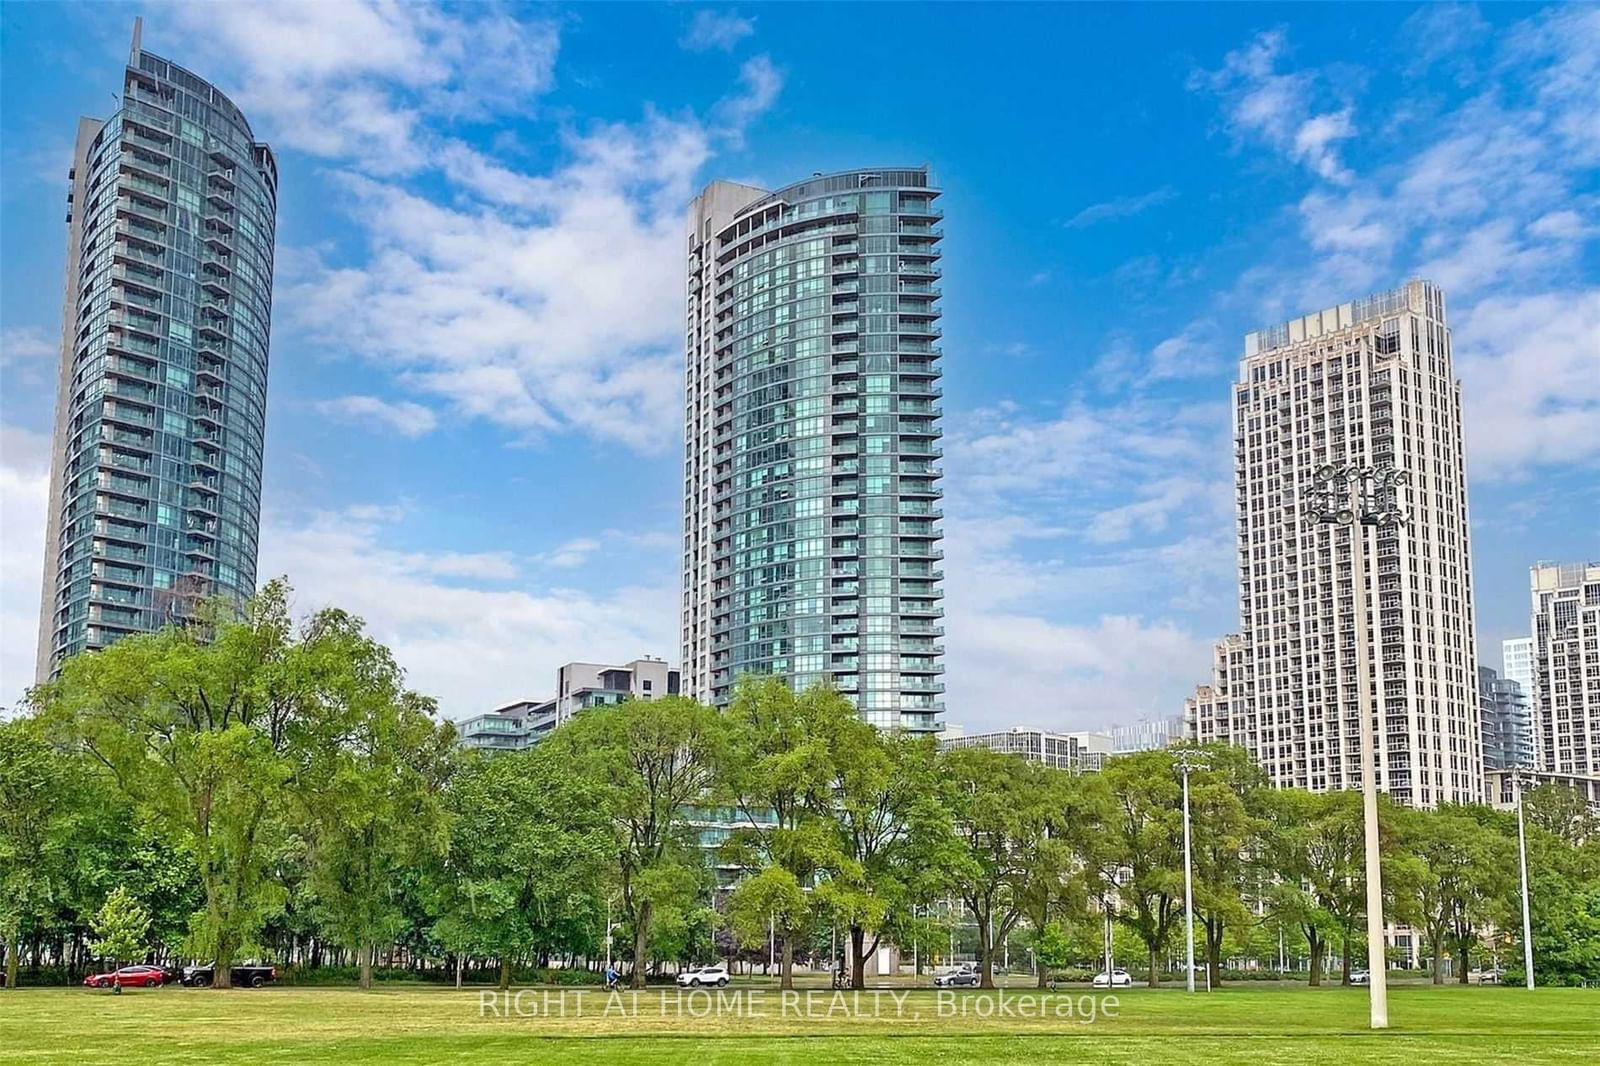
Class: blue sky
2,2,1596,728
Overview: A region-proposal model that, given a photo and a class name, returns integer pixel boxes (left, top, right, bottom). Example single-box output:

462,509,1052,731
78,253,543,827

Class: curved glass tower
36,22,277,680
683,168,945,731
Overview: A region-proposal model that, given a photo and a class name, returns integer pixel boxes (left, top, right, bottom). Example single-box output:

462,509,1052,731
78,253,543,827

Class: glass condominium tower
35,21,277,681
682,168,945,731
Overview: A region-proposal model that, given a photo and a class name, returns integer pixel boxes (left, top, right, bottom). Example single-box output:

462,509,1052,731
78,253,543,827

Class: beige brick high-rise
1186,280,1481,806
1528,562,1600,777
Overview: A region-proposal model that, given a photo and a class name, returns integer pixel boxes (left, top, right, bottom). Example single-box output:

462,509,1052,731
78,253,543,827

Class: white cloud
0,326,57,393
1084,478,1215,545
945,610,1217,731
0,424,50,712
1201,9,1599,479
1289,106,1356,183
1064,187,1176,228
270,43,783,453
681,9,756,53
315,394,438,437
1455,291,1600,478
1092,320,1222,390
936,393,1236,730
537,537,602,570
1401,3,1491,81
170,0,561,171
1190,28,1357,184
1,326,54,365
714,55,785,144
258,505,675,716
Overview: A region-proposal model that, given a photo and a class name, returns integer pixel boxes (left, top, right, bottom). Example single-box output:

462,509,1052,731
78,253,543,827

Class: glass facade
38,39,276,677
684,169,945,732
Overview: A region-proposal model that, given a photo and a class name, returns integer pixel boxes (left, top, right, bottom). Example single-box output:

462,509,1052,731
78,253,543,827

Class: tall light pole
1102,872,1117,982
1308,461,1408,1030
1175,748,1210,993
1513,769,1535,990
604,894,620,975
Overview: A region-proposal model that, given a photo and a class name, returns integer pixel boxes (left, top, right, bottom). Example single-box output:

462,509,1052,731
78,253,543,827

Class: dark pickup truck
180,962,279,987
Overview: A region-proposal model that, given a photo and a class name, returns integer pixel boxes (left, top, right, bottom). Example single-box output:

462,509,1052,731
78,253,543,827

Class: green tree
430,745,611,988
1013,769,1102,988
33,580,418,987
549,695,725,988
1265,789,1387,985
297,674,456,990
1510,813,1600,986
1523,782,1598,845
1526,869,1600,985
939,746,1061,988
726,865,811,978
1034,920,1073,984
723,678,850,989
1187,744,1269,987
1265,790,1334,985
1099,749,1185,987
817,717,947,989
90,886,151,970
1392,806,1514,984
0,720,82,989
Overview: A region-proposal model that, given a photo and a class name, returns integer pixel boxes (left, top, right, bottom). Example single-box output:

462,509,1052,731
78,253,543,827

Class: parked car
1350,969,1370,985
1092,968,1133,988
83,965,167,989
933,963,980,988
180,962,279,988
675,963,729,988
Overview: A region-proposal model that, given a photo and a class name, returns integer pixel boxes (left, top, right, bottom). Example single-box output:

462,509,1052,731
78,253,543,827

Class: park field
2,982,1597,1065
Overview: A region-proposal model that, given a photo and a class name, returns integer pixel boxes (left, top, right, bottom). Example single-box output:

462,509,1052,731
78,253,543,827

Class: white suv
676,963,730,988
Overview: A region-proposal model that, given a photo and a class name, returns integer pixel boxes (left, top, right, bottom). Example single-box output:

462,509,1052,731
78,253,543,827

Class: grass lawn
2,981,1596,1064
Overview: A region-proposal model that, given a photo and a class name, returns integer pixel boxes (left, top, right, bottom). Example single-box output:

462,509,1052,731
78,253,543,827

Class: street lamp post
1513,769,1536,990
1308,461,1409,1030
1175,748,1210,993
604,894,621,975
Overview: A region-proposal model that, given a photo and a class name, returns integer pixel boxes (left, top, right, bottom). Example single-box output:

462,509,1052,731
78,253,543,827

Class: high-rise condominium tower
682,168,945,731
1528,562,1600,776
1185,280,1481,806
35,22,277,680
1478,666,1533,772
1502,636,1534,696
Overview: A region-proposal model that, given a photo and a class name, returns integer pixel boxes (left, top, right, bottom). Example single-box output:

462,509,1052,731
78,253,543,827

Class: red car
84,964,167,989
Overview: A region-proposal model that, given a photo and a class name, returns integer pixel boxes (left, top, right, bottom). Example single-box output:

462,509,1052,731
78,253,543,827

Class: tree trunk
1431,930,1445,985
1340,931,1352,985
214,933,238,989
359,942,373,990
850,925,867,990
1308,933,1325,987
630,901,652,990
780,932,795,991
1457,940,1470,985
4,928,19,991
454,954,462,990
1147,945,1160,989
498,958,511,990
977,911,995,989
1206,919,1224,989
